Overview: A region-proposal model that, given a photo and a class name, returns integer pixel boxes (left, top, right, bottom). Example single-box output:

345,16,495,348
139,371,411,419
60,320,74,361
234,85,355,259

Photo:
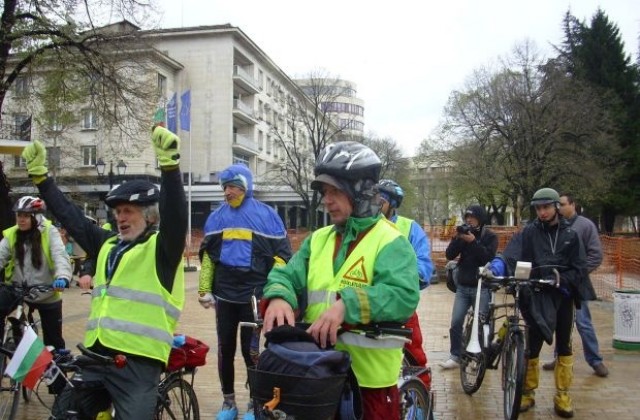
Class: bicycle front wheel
399,378,434,420
0,347,20,420
155,376,200,420
502,332,525,420
459,310,487,395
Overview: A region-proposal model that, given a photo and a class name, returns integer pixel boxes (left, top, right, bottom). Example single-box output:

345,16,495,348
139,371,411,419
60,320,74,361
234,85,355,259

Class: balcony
233,99,258,125
233,65,260,94
0,122,31,155
233,133,259,156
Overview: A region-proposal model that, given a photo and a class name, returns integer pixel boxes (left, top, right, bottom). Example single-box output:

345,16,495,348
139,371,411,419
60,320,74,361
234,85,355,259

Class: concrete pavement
13,271,640,419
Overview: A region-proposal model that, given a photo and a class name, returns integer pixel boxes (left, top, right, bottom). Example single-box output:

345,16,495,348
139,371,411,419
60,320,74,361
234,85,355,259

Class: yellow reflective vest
306,220,404,388
394,215,412,238
2,220,54,283
85,235,185,364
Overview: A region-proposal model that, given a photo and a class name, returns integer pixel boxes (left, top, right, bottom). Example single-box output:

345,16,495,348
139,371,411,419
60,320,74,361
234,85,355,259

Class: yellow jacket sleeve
198,253,215,293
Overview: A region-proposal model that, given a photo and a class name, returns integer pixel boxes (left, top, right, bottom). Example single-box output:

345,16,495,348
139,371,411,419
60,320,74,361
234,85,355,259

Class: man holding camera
440,205,497,369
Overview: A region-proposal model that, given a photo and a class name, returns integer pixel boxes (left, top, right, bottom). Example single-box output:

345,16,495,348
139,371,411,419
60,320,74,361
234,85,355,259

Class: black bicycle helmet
312,141,381,184
377,179,404,208
13,196,46,213
105,180,159,208
311,142,381,218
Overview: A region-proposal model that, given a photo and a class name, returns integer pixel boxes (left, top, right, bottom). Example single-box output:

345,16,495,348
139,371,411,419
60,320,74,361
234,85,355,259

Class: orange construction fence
185,226,640,302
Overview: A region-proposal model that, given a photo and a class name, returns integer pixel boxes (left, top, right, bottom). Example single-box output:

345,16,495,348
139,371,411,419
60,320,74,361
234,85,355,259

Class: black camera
456,224,473,235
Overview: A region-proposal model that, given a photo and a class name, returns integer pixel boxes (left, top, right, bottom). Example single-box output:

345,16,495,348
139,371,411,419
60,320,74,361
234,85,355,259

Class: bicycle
36,341,201,420
0,283,55,419
241,317,434,420
458,262,559,420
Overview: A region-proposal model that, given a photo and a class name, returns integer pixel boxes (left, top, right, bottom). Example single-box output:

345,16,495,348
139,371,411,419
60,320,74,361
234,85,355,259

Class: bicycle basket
166,335,210,372
248,368,347,420
248,325,352,420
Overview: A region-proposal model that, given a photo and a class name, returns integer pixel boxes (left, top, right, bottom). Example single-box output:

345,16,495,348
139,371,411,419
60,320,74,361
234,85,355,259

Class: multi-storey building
2,21,321,230
295,78,365,141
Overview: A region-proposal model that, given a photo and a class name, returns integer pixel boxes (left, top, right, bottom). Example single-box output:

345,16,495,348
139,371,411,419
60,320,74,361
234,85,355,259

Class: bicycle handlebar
480,268,561,288
56,343,128,373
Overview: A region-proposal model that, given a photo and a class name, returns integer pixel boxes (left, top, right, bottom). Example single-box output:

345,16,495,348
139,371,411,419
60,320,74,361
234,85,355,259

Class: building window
13,156,26,168
14,76,28,97
47,112,63,132
82,109,97,130
233,153,250,166
47,146,61,169
157,73,167,97
81,146,97,166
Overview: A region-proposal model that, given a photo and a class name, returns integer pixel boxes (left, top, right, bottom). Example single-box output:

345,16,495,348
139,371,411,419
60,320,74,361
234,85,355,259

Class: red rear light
114,354,127,369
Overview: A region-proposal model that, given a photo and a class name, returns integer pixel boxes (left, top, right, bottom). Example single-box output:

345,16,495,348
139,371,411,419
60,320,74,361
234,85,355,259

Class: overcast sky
156,0,639,156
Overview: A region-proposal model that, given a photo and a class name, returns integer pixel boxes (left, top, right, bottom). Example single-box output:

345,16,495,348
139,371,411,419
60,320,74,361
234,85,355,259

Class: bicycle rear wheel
459,310,487,394
155,376,200,420
399,378,434,420
502,331,525,420
0,346,20,419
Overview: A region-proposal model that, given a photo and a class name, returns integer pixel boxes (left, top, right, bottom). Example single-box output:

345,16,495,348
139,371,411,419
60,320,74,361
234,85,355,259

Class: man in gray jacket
542,192,608,377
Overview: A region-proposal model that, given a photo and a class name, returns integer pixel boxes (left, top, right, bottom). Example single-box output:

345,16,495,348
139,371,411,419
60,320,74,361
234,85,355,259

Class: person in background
263,142,419,420
542,192,608,377
198,163,292,420
486,187,593,418
440,205,497,369
0,196,72,352
377,178,433,387
21,126,187,419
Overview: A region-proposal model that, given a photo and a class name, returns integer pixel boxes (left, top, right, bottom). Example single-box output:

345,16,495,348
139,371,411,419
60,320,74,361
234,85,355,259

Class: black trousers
215,298,261,395
528,296,574,359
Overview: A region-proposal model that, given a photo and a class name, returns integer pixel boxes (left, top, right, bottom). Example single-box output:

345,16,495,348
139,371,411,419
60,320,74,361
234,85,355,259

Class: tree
272,70,350,229
558,8,640,234
436,41,618,225
361,134,418,220
0,0,162,230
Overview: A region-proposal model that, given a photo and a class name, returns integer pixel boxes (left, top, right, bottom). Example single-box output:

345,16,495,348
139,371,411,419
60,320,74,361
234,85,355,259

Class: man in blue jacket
198,164,292,420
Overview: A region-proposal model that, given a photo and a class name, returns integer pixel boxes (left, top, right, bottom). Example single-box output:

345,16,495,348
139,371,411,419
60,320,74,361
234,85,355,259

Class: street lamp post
95,158,127,190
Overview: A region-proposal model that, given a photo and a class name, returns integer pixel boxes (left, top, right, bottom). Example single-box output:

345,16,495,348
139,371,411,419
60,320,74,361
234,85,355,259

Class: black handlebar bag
248,325,354,420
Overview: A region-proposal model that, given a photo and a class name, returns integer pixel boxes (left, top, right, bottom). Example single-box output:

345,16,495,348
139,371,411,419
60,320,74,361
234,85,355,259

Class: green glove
21,140,48,177
151,126,180,167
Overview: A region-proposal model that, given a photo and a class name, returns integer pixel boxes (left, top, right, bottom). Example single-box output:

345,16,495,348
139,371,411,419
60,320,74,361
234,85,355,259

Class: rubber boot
553,355,574,418
520,358,539,412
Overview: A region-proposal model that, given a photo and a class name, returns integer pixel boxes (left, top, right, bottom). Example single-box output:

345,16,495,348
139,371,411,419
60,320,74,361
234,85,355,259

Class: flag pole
186,128,194,271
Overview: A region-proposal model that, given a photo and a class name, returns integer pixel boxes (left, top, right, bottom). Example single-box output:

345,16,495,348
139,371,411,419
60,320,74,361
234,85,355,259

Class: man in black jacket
22,127,188,419
440,205,497,369
487,188,591,418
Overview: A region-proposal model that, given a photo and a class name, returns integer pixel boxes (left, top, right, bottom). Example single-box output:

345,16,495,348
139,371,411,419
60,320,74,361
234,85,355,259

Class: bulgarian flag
4,326,53,389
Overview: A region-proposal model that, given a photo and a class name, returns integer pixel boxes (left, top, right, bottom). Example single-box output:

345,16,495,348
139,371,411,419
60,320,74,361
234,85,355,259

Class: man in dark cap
21,127,187,419
440,205,497,369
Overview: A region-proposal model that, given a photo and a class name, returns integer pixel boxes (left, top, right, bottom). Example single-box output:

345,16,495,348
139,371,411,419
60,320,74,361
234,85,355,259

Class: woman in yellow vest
21,127,187,419
263,142,420,420
0,196,72,352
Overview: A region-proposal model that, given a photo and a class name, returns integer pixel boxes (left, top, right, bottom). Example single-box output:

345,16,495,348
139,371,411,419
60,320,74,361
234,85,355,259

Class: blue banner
167,93,177,133
180,90,191,132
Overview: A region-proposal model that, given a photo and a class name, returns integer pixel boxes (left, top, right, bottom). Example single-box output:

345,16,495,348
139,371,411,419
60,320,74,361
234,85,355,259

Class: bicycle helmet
530,188,560,206
13,196,46,213
376,179,404,208
311,142,382,218
105,180,159,208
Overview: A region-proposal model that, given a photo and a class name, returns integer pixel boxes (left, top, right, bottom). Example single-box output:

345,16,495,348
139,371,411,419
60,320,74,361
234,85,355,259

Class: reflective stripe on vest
2,220,55,283
306,219,403,387
84,234,184,364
